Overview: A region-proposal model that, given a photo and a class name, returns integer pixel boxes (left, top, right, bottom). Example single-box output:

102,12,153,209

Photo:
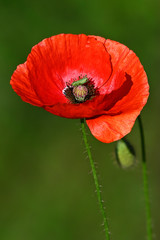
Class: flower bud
115,139,136,169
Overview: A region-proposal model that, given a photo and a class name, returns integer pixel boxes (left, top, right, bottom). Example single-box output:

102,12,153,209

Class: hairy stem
80,118,110,240
138,115,153,240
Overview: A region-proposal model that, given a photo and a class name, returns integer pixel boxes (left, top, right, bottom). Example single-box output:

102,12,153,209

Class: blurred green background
0,0,159,239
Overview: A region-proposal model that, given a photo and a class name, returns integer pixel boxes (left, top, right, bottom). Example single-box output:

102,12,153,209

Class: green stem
80,118,110,240
138,115,153,240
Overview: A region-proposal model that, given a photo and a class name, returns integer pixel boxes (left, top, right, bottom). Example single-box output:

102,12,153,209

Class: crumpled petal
93,36,149,113
86,37,149,142
86,110,139,143
10,62,42,106
26,34,112,104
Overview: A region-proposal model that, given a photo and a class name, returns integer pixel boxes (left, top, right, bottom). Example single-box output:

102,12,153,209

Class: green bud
115,139,136,169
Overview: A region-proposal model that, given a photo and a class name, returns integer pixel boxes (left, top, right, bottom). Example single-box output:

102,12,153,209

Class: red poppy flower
10,34,149,143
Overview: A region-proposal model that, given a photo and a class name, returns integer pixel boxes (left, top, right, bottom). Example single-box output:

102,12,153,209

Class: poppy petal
26,34,112,104
10,62,42,106
43,95,105,119
85,36,149,142
105,39,149,111
94,36,149,113
86,110,139,143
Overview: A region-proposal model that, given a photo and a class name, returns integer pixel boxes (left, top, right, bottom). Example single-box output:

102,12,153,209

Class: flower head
10,34,149,143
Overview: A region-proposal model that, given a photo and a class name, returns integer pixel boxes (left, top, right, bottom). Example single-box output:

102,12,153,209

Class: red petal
94,37,149,113
86,36,149,142
27,34,112,104
86,110,139,143
43,96,105,119
10,62,42,106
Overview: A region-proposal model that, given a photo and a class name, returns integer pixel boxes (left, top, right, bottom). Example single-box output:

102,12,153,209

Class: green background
0,0,159,239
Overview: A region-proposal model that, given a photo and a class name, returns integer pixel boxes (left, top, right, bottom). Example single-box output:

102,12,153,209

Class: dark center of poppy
63,75,97,104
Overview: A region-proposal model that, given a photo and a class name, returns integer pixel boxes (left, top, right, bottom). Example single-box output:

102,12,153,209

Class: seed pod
73,85,88,102
115,138,136,169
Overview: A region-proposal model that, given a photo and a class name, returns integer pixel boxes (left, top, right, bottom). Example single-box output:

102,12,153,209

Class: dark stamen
63,76,97,104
